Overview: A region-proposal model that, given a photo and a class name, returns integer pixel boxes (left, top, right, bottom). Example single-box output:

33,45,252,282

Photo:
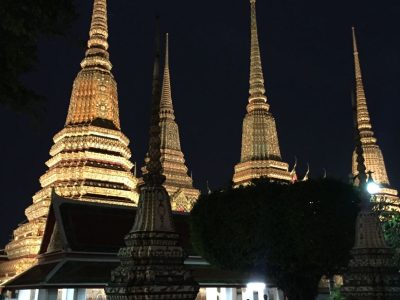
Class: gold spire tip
165,33,169,66
81,0,112,71
352,27,358,53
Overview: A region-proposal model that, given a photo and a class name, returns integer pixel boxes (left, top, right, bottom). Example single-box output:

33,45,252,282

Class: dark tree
0,0,76,113
190,178,361,300
383,213,400,267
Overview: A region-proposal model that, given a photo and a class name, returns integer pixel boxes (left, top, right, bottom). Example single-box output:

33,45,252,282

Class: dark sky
1,0,400,247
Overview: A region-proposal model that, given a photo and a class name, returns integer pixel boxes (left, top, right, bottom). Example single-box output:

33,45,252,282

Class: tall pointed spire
233,0,291,186
342,80,400,299
144,20,164,184
80,0,112,71
352,27,374,144
351,28,399,212
66,0,120,128
248,0,269,111
0,0,139,283
160,33,174,115
143,33,200,211
106,24,199,299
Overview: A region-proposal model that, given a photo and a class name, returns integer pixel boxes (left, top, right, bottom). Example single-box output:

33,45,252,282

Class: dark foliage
0,0,76,114
383,213,400,267
190,178,361,300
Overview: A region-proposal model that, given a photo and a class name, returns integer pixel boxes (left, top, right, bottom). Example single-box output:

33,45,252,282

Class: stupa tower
351,27,399,212
233,0,291,186
143,34,199,211
106,27,199,299
0,0,139,283
341,58,400,298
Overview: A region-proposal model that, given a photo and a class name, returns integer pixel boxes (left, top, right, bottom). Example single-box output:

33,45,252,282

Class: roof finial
143,18,165,186
302,163,310,181
206,180,212,195
248,0,269,109
160,33,174,116
80,0,112,71
290,156,298,183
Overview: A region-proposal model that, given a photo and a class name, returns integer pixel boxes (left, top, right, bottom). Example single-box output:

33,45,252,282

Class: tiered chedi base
0,0,140,284
0,124,138,284
341,210,400,299
160,148,199,212
233,104,292,187
233,159,291,186
106,185,199,300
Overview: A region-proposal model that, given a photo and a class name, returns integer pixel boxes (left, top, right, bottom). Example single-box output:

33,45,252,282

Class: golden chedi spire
352,27,375,146
248,0,268,111
233,0,291,186
351,27,399,212
143,33,200,211
81,0,111,71
341,71,400,299
66,0,119,129
160,34,174,117
0,0,139,284
106,25,199,299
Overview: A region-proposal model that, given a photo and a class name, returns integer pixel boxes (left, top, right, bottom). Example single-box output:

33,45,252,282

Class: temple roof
3,195,249,289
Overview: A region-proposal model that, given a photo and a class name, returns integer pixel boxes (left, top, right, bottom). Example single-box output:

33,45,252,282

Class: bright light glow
367,182,380,194
17,290,32,300
246,282,266,290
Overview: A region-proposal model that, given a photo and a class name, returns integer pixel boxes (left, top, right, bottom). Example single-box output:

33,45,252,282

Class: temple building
142,34,200,212
351,27,400,212
0,195,283,300
0,0,139,284
233,0,291,187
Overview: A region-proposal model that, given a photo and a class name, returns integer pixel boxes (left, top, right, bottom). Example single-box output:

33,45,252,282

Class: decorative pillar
73,289,86,300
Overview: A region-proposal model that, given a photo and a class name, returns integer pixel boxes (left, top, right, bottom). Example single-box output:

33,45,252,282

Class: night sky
1,0,400,247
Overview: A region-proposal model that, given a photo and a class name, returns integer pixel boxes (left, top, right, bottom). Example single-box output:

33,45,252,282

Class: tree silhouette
190,178,361,300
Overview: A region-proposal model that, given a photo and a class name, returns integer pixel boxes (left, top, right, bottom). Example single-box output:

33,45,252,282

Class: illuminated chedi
0,0,139,283
106,27,199,299
233,0,291,186
143,34,199,211
351,27,399,212
341,72,400,299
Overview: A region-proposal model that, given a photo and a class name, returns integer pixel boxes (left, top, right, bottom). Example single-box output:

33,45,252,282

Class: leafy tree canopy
190,178,361,300
383,213,400,266
0,0,76,114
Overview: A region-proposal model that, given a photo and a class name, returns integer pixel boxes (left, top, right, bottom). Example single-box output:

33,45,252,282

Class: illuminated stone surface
142,34,199,212
233,0,291,186
0,0,139,284
351,28,399,212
